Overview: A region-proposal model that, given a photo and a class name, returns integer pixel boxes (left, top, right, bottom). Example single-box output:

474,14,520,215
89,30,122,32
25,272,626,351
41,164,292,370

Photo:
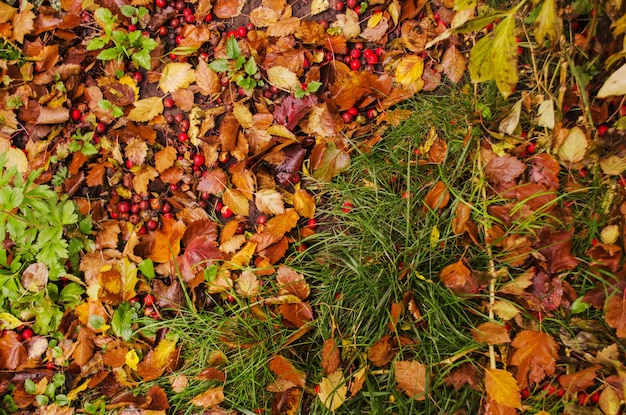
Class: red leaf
485,155,526,185
534,228,580,274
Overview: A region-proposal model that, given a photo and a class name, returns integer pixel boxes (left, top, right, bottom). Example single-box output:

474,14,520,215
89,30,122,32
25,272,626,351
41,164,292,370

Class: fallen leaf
557,126,588,164
510,330,558,389
310,0,328,15
605,294,626,338
439,260,471,289
485,155,526,184
11,2,35,43
147,217,186,263
255,188,285,215
191,386,225,408
318,370,347,411
485,368,521,409
269,355,306,388
321,338,340,375
422,181,450,214
394,360,428,400
213,0,244,18
395,55,424,88
558,365,600,392
471,322,511,344
597,62,626,98
127,97,164,122
0,331,27,370
276,264,310,300
159,62,196,94
439,45,467,83
368,335,396,367
267,66,300,91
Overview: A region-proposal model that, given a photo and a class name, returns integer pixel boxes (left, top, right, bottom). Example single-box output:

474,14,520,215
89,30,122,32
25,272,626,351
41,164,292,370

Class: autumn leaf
255,188,285,215
276,264,310,300
310,0,329,15
485,368,521,409
534,0,562,47
196,59,222,96
471,322,511,344
439,260,471,289
321,338,340,375
310,141,350,181
558,365,601,392
159,62,196,94
191,386,225,408
318,370,347,411
293,189,315,218
213,0,244,18
269,355,306,388
422,181,450,214
510,330,558,389
597,62,626,98
127,97,164,122
223,188,250,216
11,2,35,43
485,154,526,184
154,146,177,173
394,360,428,400
557,126,588,164
197,169,227,195
605,294,626,338
0,2,16,24
334,9,361,39
147,216,186,263
267,66,300,91
0,331,27,370
368,335,396,367
439,45,467,83
395,55,424,89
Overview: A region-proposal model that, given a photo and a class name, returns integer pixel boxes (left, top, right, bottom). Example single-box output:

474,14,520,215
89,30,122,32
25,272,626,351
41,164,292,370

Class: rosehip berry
178,132,188,142
227,30,237,38
117,201,131,214
45,361,55,370
246,22,254,31
128,24,137,32
156,0,167,7
193,153,205,167
307,218,317,229
170,18,179,28
590,391,600,404
175,35,184,45
204,13,213,22
349,59,361,70
375,47,384,56
366,54,379,65
341,201,353,213
139,200,150,211
367,108,378,119
131,203,140,214
96,122,106,134
184,14,195,23
129,296,140,304
143,294,155,306
20,328,34,340
520,388,530,400
237,26,247,38
71,108,82,121
346,0,357,8
215,200,224,212
179,119,190,132
133,71,144,83
220,205,233,218
162,202,172,213
125,159,133,169
146,219,158,231
577,392,589,406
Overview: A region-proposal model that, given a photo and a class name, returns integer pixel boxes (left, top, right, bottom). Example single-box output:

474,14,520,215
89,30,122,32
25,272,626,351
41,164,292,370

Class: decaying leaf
321,338,340,376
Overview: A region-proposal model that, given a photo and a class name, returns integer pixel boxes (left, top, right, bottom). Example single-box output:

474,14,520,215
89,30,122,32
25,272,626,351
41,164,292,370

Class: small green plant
87,7,157,71
24,373,69,406
0,154,91,334
209,36,263,95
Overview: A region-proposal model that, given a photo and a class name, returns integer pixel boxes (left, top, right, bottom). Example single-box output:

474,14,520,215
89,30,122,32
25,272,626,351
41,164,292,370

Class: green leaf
94,7,114,25
6,215,27,240
97,48,122,61
52,373,65,388
491,14,518,98
60,201,77,225
111,105,124,118
137,6,149,18
0,186,23,210
225,35,241,60
244,57,257,76
307,81,322,93
79,215,93,234
452,11,508,34
120,5,136,17
208,59,230,73
24,379,36,394
141,37,159,53
86,37,107,51
89,314,105,330
112,301,137,341
60,283,85,307
132,50,152,71
111,30,127,46
138,259,155,279
99,99,112,110
534,0,561,47
571,297,591,314
469,34,494,82
55,395,69,406
127,29,142,46
81,141,99,156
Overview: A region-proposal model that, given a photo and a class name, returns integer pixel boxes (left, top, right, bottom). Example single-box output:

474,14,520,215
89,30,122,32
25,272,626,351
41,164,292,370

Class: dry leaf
484,368,521,409
394,360,427,400
510,330,558,389
127,97,163,122
557,126,588,164
439,260,471,289
267,66,300,91
439,45,467,83
255,188,286,215
321,338,340,375
471,322,511,344
318,370,347,411
269,355,306,388
191,386,225,408
159,62,196,94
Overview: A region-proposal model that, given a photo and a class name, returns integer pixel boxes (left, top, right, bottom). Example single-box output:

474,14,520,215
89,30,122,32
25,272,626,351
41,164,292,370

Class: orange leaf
605,294,626,338
276,264,309,299
510,330,558,389
321,338,340,376
471,322,511,344
558,365,601,392
11,2,35,43
155,146,177,173
280,302,314,328
484,368,521,409
148,217,186,263
73,325,96,367
293,189,316,218
439,45,467,84
0,331,27,370
439,260,471,289
422,181,450,214
269,355,306,388
394,360,427,400
191,386,225,408
368,335,396,367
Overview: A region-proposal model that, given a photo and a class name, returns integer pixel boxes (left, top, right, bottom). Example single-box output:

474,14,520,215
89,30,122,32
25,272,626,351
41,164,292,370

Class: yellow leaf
600,155,626,175
491,15,518,98
395,55,424,88
492,299,520,320
318,370,347,411
229,241,257,268
599,387,620,415
159,62,196,94
534,0,561,47
267,124,297,140
485,368,521,409
155,146,177,173
388,0,400,27
67,379,90,400
293,189,315,218
223,188,250,216
233,101,253,129
334,8,360,39
469,34,494,82
454,0,476,11
601,225,620,245
0,2,16,23
310,0,328,15
125,349,139,371
127,97,164,122
0,313,22,330
535,99,555,129
5,147,28,174
367,12,383,28
267,66,300,91
430,226,440,248
11,2,35,43
255,188,286,215
557,126,588,164
151,338,178,369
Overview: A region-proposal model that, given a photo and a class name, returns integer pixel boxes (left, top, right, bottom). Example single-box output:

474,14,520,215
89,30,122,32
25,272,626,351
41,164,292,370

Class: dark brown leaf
0,331,27,370
534,228,580,274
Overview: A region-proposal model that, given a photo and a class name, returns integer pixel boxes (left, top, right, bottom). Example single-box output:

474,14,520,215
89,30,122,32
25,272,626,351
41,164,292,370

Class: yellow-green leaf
557,126,588,164
600,155,626,175
469,34,494,82
318,370,347,411
454,0,476,11
491,15,518,98
485,368,521,409
534,0,561,47
127,97,164,122
395,55,424,88
125,349,139,371
310,0,328,15
159,62,196,94
267,66,300,91
0,313,22,330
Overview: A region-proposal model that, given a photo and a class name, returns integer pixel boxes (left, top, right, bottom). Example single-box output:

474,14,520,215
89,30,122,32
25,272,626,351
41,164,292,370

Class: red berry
257,214,268,225
618,176,626,187
579,168,587,177
237,26,247,38
592,238,598,246
193,153,205,167
578,392,589,406
349,59,361,70
169,53,178,60
315,384,320,394
246,22,254,31
133,71,144,83
138,226,147,234
520,388,530,400
597,124,608,137
175,35,184,45
221,205,233,218
45,361,55,370
184,14,195,23
125,159,133,169
590,391,600,404
178,132,188,142
117,201,131,214
139,200,150,211
226,294,236,303
20,328,34,340
354,5,362,14
128,24,137,32
110,211,119,219
347,107,358,117
180,119,190,131
131,203,140,214
290,173,300,184
144,294,155,306
335,1,344,11
307,218,317,229
366,54,379,65
129,296,140,304
620,105,626,117
164,97,175,108
341,201,353,213
71,108,82,121
342,112,353,123
526,142,536,154
486,22,494,31
367,108,378,119
215,200,224,212
162,202,172,213
556,388,566,398
204,13,213,22
156,0,167,6
96,122,106,134
227,30,237,38
375,47,384,56
346,0,357,8
170,18,179,28
146,219,158,231
350,48,361,59
150,198,163,210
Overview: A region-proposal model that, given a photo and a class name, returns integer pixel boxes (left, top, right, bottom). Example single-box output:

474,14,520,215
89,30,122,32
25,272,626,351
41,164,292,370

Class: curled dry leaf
422,181,450,214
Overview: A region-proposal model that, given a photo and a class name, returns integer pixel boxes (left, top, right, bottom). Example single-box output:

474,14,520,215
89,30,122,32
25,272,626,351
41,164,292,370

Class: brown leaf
191,386,225,408
11,2,35,43
534,228,579,274
73,325,96,367
154,146,177,173
510,330,558,389
483,398,517,415
321,338,340,376
268,355,306,388
445,362,478,390
605,294,626,338
276,265,309,299
196,367,226,382
529,153,560,190
368,335,396,367
485,155,526,185
558,365,601,392
280,302,313,328
85,162,110,187
0,331,27,370
422,181,450,214
272,387,302,415
196,59,222,96
439,260,471,289
485,368,521,409
439,45,467,83
137,339,179,381
394,360,427,400
471,322,511,344
252,209,299,250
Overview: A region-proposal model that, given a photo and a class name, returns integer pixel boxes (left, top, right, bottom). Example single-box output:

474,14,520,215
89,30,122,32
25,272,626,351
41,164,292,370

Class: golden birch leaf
223,188,250,216
318,370,347,411
267,66,300,91
310,0,329,15
127,97,164,122
293,189,315,218
557,126,588,164
600,155,626,175
485,368,521,409
159,62,196,94
154,146,177,173
534,0,561,47
0,2,16,24
395,55,424,88
233,101,253,129
11,2,35,43
255,188,286,215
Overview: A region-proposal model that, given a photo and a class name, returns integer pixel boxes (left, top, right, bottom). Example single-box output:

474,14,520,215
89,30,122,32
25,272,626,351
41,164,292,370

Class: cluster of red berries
130,293,159,318
335,0,367,15
109,191,172,232
342,43,384,71
341,106,378,124
522,383,603,407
